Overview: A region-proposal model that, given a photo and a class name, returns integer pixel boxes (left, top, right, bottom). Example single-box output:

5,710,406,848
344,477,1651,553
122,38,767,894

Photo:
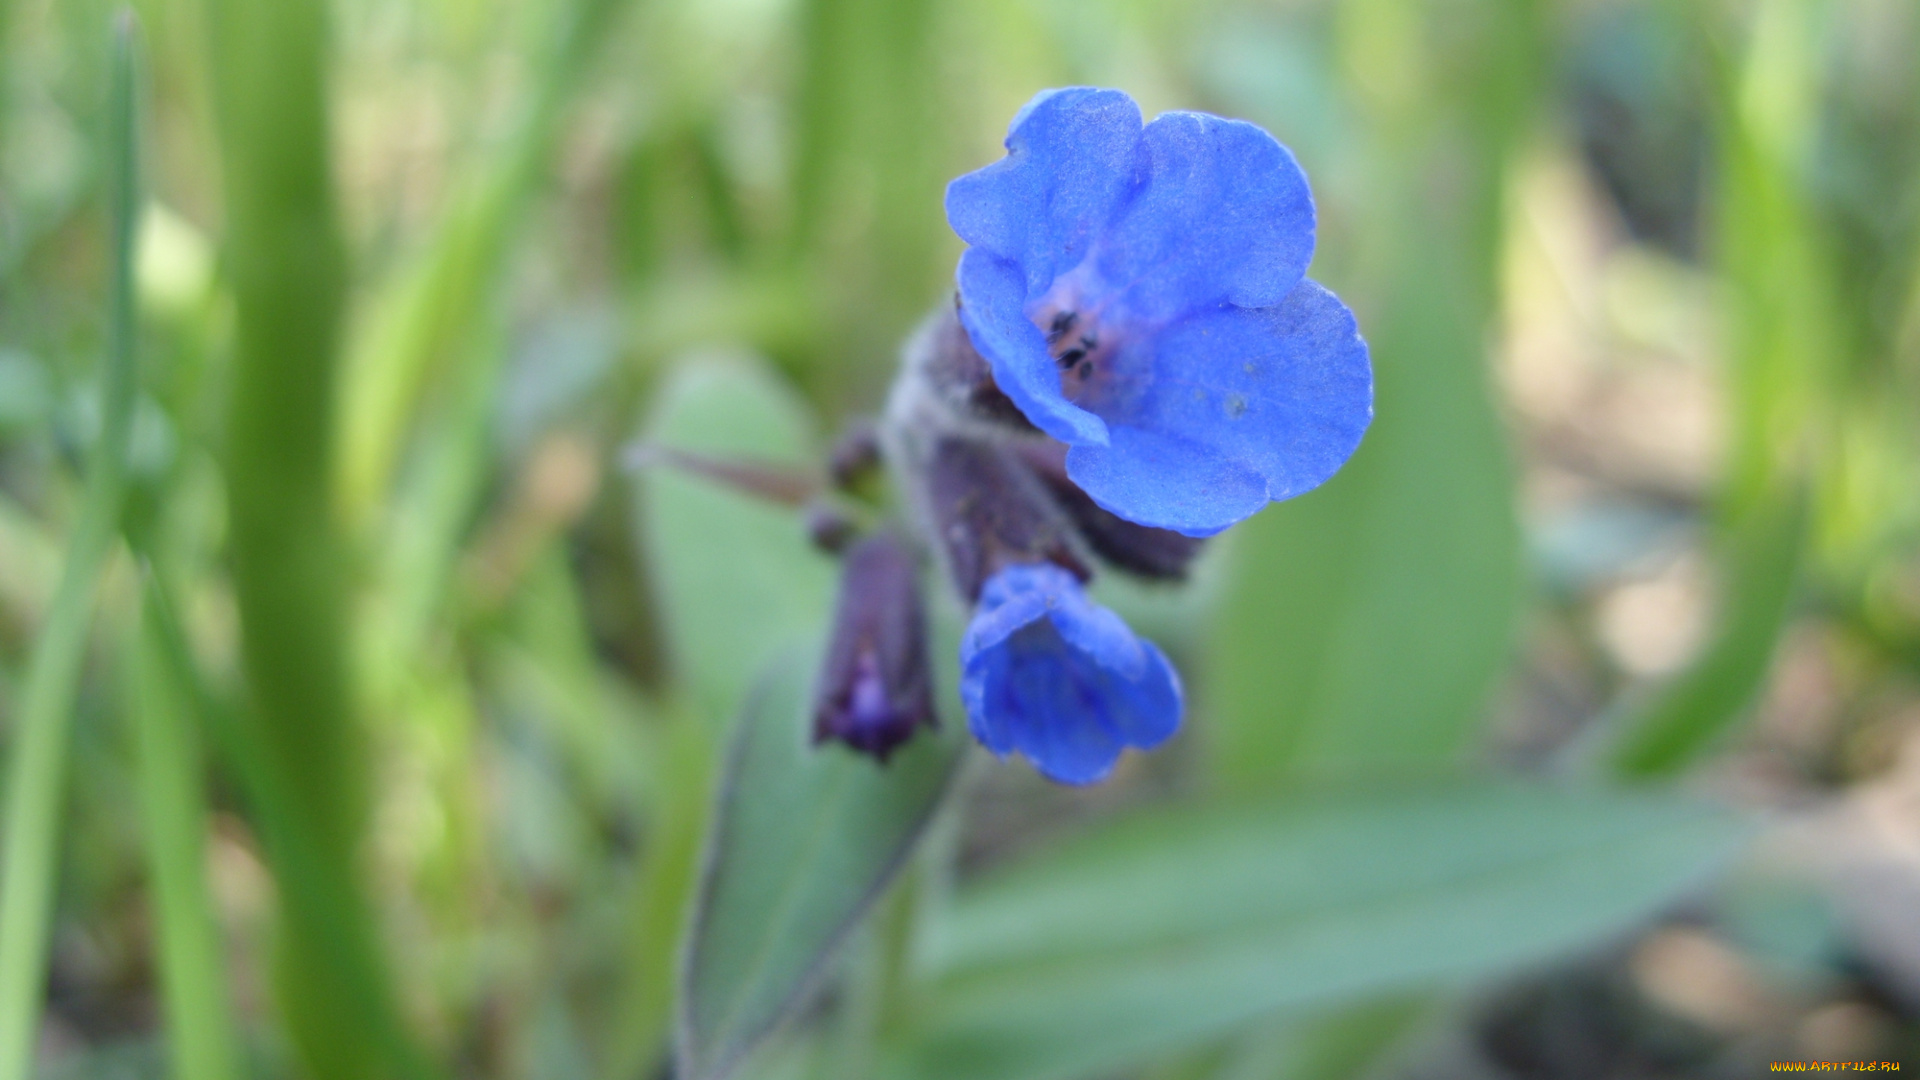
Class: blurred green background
1,0,1917,1076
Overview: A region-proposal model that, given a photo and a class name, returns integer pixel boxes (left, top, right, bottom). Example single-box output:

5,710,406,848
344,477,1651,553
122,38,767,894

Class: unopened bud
924,436,1089,602
803,499,859,553
827,419,882,489
813,533,936,762
1007,440,1204,580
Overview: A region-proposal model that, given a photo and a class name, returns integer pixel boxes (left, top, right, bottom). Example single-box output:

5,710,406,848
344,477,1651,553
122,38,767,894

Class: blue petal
959,564,1183,785
945,87,1144,297
955,249,1109,445
1040,583,1149,680
1065,279,1374,536
959,563,1056,658
1093,111,1315,325
1065,430,1270,539
962,628,1122,779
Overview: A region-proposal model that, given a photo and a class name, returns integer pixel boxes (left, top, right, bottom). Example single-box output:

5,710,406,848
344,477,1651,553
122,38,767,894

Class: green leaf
634,352,838,728
1203,0,1545,783
1206,234,1521,780
892,782,1747,1080
1143,997,1427,1080
611,352,839,1079
678,647,967,1080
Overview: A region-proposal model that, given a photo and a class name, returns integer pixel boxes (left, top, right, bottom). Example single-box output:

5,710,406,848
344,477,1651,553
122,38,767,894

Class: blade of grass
202,0,431,1074
348,0,640,776
0,15,142,1077
335,0,631,531
352,0,639,963
131,568,239,1080
1611,491,1804,775
136,564,436,1080
361,305,510,703
1610,0,1833,776
600,709,714,1080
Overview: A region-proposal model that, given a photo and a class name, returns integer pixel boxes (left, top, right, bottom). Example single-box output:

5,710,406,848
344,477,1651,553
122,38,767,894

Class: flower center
1035,302,1129,410
1045,309,1099,371
1029,262,1150,417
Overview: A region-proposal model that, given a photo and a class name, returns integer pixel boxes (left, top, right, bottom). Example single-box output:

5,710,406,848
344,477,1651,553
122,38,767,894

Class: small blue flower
960,561,1181,785
945,87,1373,538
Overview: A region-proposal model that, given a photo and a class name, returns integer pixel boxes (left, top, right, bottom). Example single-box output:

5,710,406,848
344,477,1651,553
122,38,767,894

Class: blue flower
960,561,1181,785
945,87,1373,538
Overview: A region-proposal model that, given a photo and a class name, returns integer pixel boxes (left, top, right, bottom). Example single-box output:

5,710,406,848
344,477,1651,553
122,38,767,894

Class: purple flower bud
1007,439,1204,581
827,419,883,489
803,499,859,553
924,435,1090,602
813,532,937,762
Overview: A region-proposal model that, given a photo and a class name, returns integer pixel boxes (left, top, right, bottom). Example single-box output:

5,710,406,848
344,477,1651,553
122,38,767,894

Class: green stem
0,15,141,1078
202,0,430,1074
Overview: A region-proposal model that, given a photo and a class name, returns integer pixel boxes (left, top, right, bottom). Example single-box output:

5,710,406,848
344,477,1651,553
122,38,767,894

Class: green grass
0,16,143,1076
